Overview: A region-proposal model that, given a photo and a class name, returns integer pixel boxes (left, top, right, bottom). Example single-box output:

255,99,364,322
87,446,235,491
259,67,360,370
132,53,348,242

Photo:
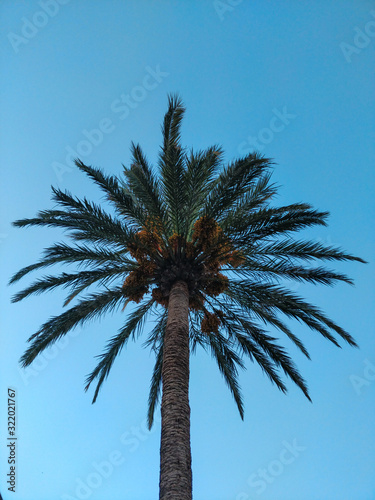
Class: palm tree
10,95,364,500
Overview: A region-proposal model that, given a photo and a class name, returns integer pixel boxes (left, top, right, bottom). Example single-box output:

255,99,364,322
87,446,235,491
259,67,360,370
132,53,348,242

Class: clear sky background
1,1,374,499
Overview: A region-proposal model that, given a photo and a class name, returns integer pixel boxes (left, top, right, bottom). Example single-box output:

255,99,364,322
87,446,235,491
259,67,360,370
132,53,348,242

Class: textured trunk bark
159,280,192,500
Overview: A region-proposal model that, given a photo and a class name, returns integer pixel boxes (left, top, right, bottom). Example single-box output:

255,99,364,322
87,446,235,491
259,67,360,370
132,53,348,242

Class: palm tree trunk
159,280,192,500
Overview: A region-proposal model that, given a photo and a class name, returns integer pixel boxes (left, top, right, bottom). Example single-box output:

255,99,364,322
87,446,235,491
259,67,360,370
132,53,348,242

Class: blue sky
1,1,374,499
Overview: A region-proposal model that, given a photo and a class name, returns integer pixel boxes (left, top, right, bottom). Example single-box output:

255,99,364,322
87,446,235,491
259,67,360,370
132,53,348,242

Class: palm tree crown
11,94,364,431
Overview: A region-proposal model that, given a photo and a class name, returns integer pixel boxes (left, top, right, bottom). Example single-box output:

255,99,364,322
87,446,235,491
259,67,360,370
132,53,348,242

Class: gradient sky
1,1,374,499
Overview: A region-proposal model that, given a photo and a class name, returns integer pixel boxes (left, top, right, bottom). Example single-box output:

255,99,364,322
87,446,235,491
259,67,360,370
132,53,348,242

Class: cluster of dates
122,216,244,334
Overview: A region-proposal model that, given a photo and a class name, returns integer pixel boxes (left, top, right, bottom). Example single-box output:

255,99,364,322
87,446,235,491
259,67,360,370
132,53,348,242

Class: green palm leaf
85,299,154,402
20,289,124,367
158,94,187,234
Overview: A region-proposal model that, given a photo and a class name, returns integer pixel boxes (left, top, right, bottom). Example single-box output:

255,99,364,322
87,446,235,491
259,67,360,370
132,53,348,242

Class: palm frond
75,159,145,227
123,142,165,227
159,94,187,234
143,312,167,428
85,299,154,403
9,243,132,284
143,310,168,351
13,194,133,248
219,312,288,395
183,146,223,238
189,309,208,354
11,264,132,303
161,94,185,148
204,152,272,220
230,205,329,246
226,282,357,347
203,331,245,419
227,258,355,286
220,171,277,232
147,342,163,430
235,315,311,400
246,238,366,263
19,289,124,367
